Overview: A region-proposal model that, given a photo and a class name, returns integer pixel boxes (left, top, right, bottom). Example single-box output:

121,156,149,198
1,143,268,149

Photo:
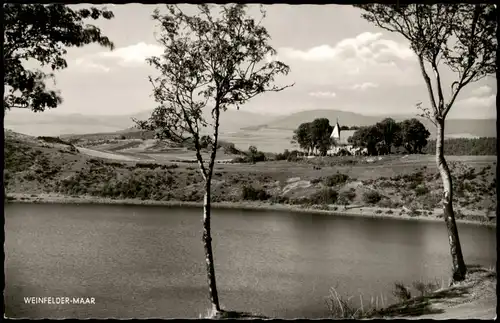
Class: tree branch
417,55,439,117
431,61,445,111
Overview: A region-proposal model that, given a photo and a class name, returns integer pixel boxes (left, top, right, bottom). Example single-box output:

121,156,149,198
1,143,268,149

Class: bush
275,149,291,161
37,136,72,146
310,178,322,184
231,156,249,163
393,282,412,302
324,172,349,187
408,208,420,217
310,188,338,205
241,185,269,201
412,281,439,297
414,185,429,196
363,190,382,204
338,189,356,205
246,146,266,163
287,150,301,162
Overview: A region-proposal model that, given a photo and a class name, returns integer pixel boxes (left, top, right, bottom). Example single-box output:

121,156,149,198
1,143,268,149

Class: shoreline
6,193,496,227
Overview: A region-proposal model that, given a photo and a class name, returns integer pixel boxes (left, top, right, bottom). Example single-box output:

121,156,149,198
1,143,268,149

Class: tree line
292,117,431,156
423,137,497,156
348,118,430,156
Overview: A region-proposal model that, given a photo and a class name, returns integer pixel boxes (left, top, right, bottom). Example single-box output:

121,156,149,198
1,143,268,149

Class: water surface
5,203,496,318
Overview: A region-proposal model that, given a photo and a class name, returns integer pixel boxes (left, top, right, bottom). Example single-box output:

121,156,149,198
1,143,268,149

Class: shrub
408,208,420,217
310,188,338,205
241,185,269,201
310,178,322,184
324,172,349,187
246,146,266,163
386,210,394,214
393,282,412,302
287,150,301,162
414,185,429,196
363,190,382,204
37,136,72,146
232,155,255,163
338,190,356,205
412,281,439,297
275,149,291,161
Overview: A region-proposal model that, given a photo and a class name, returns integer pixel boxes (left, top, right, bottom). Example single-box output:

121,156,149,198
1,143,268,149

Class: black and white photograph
3,2,497,319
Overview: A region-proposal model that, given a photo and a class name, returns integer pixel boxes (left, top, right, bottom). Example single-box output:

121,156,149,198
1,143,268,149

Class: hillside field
4,130,496,224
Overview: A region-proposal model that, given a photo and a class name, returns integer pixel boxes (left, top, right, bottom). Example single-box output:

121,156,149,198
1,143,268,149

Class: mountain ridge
3,108,496,138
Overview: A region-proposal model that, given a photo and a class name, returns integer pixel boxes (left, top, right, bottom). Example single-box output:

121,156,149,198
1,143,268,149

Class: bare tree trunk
436,119,467,282
202,179,221,313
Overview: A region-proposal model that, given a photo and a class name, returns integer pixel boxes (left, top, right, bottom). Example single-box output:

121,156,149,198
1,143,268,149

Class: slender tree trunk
436,119,467,282
202,179,221,314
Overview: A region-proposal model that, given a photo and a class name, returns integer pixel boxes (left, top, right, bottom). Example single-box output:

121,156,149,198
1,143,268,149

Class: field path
76,146,143,162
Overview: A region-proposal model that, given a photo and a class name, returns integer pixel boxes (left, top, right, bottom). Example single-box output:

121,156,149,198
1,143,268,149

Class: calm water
4,203,496,318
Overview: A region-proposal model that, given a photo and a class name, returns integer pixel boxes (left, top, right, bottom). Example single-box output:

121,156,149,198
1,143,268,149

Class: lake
4,203,496,319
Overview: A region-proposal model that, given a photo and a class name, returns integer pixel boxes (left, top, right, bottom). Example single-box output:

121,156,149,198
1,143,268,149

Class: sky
18,4,497,119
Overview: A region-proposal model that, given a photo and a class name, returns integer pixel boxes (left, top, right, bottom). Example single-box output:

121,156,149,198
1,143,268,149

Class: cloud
343,82,379,91
309,91,337,98
74,58,111,73
279,32,415,63
71,42,163,72
471,85,492,97
456,94,495,109
98,42,163,67
277,32,420,88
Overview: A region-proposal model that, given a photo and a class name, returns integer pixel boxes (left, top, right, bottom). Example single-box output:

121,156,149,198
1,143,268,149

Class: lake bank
368,265,496,320
6,192,496,227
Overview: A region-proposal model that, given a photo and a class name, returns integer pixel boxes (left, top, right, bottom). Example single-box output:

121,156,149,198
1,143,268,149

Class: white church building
326,120,366,156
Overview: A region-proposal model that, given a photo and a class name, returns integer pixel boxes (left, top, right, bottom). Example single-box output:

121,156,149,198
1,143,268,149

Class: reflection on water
5,203,496,318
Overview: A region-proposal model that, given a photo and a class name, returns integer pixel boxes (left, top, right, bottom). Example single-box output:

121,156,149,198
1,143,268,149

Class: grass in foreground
325,264,496,319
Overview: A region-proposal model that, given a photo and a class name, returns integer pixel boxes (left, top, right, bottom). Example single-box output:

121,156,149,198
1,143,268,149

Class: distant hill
3,108,279,137
5,108,495,140
243,109,497,139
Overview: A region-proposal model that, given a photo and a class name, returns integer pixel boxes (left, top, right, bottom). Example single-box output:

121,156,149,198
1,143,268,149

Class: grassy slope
4,130,497,224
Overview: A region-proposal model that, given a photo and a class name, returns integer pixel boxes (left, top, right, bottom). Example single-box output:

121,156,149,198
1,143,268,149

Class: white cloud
344,82,379,91
74,58,111,73
456,94,495,109
71,42,163,72
471,85,492,97
279,32,415,63
277,32,420,88
98,42,163,67
309,91,337,98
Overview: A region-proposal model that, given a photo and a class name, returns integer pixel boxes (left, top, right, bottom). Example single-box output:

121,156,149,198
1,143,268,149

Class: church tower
330,118,341,141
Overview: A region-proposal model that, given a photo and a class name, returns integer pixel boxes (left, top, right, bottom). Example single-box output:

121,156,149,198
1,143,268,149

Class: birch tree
134,4,292,316
356,3,496,282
